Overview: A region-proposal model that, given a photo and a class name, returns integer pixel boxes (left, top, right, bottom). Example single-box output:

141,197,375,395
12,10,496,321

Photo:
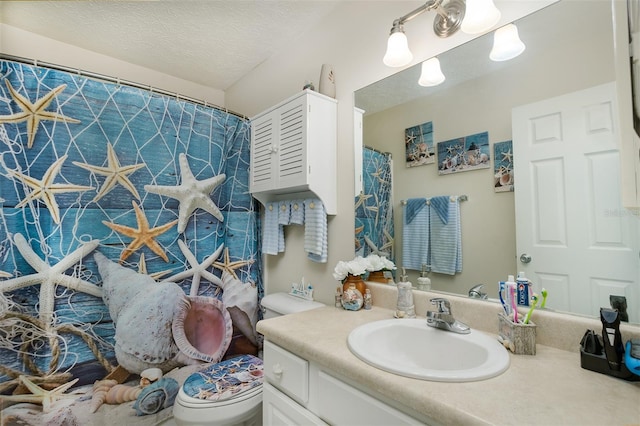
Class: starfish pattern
364,234,391,257
0,376,80,413
137,253,174,281
354,191,372,210
0,270,12,278
73,142,145,202
501,148,513,164
0,81,80,149
144,153,225,234
213,248,254,281
0,233,101,332
165,240,224,296
6,155,94,224
354,224,364,250
405,132,416,145
102,201,178,263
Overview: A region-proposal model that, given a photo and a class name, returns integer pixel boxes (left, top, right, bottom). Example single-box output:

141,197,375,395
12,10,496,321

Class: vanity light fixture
489,24,526,61
460,0,501,34
418,57,446,86
383,0,466,68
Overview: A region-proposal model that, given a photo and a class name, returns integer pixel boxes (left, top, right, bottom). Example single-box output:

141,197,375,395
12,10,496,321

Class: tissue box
498,313,536,355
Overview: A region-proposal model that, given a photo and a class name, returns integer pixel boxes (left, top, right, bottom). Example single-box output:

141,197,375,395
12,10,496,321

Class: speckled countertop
257,283,640,426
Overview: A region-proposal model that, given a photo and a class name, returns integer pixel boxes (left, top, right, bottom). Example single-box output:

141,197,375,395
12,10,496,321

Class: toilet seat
173,385,262,425
176,384,262,408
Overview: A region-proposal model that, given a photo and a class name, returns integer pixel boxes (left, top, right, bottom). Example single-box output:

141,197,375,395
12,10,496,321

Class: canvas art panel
405,121,434,167
437,131,490,175
494,140,514,192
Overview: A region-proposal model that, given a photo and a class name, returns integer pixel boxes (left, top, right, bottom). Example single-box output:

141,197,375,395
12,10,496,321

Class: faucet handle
430,297,451,314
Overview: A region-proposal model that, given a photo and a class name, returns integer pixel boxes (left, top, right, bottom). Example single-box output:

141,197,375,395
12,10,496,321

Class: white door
512,82,640,323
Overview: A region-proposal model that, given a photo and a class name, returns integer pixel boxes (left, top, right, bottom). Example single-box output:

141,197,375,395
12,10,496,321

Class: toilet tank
261,292,324,319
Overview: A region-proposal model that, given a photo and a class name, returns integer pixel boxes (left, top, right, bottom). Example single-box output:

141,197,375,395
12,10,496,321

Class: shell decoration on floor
94,252,233,374
133,377,179,416
219,271,259,346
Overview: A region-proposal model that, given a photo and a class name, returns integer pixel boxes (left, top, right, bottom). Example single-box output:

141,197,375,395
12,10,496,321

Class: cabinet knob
272,363,283,379
271,145,279,153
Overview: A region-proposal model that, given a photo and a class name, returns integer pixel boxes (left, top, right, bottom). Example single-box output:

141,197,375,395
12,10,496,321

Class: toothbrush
540,288,548,309
524,293,539,324
509,283,518,323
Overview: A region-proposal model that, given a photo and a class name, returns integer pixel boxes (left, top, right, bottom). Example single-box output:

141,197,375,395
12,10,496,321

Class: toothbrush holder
498,313,537,355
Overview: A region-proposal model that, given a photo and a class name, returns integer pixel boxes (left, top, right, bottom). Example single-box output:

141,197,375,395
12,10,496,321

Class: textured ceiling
0,0,342,91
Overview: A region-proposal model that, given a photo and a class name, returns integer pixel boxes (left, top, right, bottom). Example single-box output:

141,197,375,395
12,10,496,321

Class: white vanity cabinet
250,90,337,215
262,341,424,426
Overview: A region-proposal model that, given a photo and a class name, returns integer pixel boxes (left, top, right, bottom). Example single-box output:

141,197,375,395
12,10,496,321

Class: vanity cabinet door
263,382,327,426
263,340,309,405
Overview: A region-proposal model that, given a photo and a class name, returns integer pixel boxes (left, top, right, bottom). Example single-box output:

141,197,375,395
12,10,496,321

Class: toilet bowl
172,292,323,426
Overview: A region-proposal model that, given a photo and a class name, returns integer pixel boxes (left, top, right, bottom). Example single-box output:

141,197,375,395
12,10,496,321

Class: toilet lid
181,354,263,403
178,383,262,407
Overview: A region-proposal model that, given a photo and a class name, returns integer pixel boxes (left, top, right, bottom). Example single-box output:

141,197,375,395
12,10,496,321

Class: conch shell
90,379,117,413
133,377,179,416
218,271,259,346
94,252,233,374
105,384,142,404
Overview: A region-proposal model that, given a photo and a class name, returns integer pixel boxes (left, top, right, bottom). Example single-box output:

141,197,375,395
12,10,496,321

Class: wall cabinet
262,340,425,426
250,90,337,215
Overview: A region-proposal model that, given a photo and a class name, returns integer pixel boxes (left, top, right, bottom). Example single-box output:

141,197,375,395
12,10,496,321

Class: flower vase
342,274,366,295
367,271,388,284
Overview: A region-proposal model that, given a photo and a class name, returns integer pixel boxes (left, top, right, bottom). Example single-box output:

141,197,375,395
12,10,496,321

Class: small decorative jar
367,270,388,284
341,283,364,311
342,273,366,295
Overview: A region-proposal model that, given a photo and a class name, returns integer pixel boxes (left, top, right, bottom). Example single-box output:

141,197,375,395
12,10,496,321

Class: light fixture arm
388,0,465,39
390,0,443,33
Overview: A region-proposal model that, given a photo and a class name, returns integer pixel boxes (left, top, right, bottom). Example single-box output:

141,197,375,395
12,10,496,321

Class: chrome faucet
468,284,488,299
426,298,470,334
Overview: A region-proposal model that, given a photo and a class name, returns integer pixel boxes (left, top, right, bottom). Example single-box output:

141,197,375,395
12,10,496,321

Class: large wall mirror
355,0,640,323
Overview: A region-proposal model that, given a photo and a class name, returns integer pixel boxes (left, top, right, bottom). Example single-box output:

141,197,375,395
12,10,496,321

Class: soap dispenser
395,268,416,318
416,264,431,291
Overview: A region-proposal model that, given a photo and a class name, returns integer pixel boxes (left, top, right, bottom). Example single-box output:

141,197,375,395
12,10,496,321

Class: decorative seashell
133,377,179,416
218,271,259,346
140,367,163,388
105,384,142,404
90,379,117,413
94,252,233,374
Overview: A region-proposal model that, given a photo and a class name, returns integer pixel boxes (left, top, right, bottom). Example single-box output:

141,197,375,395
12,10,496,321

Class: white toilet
172,292,323,426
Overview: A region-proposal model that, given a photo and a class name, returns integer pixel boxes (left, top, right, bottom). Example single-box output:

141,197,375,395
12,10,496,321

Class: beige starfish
0,233,101,332
213,248,254,281
144,152,225,234
6,155,94,224
73,142,145,202
0,270,12,278
0,81,80,149
0,375,80,413
501,148,513,164
354,191,372,210
166,240,224,296
354,224,364,250
103,201,178,263
137,253,174,281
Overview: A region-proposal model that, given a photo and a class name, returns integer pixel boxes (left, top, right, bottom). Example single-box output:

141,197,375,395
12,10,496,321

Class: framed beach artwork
493,140,514,192
437,131,490,175
405,121,434,167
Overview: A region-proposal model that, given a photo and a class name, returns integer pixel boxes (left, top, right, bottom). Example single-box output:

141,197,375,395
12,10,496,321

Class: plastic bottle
416,264,431,291
516,271,531,307
334,285,342,308
395,268,416,318
363,289,372,310
506,274,518,323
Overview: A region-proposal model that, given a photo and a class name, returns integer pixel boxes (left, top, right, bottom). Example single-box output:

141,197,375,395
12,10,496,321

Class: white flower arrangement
333,254,396,282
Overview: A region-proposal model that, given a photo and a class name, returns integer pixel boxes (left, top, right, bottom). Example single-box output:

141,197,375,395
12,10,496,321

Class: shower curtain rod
364,145,392,157
0,53,248,120
400,195,468,205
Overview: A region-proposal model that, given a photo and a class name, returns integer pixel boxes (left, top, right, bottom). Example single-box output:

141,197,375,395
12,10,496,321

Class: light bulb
490,24,526,61
418,57,445,87
461,0,501,34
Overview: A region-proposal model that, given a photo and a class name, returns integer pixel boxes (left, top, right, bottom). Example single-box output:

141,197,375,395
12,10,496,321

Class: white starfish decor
6,155,94,224
0,80,80,149
165,240,224,296
0,376,80,413
0,233,101,332
144,153,225,234
73,142,145,202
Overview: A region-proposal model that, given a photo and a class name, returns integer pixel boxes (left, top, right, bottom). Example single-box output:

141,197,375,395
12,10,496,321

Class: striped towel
402,198,429,270
278,201,291,225
304,198,328,263
429,198,462,275
290,200,305,224
262,202,284,255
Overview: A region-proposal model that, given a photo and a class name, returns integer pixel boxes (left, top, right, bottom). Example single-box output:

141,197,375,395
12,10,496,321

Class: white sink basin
347,319,510,382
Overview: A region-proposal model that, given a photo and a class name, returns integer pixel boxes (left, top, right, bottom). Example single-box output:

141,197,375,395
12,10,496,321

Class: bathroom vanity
257,283,640,425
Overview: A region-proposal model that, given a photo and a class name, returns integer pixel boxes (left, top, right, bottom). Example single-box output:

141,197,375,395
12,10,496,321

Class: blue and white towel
278,201,291,225
429,198,462,275
402,198,429,270
290,200,305,225
263,202,284,255
304,198,328,263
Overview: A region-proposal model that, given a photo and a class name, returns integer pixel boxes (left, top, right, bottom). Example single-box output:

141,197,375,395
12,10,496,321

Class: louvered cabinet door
276,95,308,189
250,112,277,193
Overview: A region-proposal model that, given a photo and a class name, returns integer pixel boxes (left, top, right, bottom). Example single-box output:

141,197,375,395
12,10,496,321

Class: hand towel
290,200,305,225
278,201,291,225
404,197,427,224
429,195,449,224
262,202,284,255
402,200,429,270
304,198,328,263
429,198,462,275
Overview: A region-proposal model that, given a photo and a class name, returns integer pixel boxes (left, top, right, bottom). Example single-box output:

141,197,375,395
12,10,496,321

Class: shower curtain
355,147,394,263
0,60,261,389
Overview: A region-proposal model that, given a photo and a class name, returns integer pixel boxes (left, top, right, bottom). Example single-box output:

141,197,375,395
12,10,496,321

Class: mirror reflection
355,0,640,323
